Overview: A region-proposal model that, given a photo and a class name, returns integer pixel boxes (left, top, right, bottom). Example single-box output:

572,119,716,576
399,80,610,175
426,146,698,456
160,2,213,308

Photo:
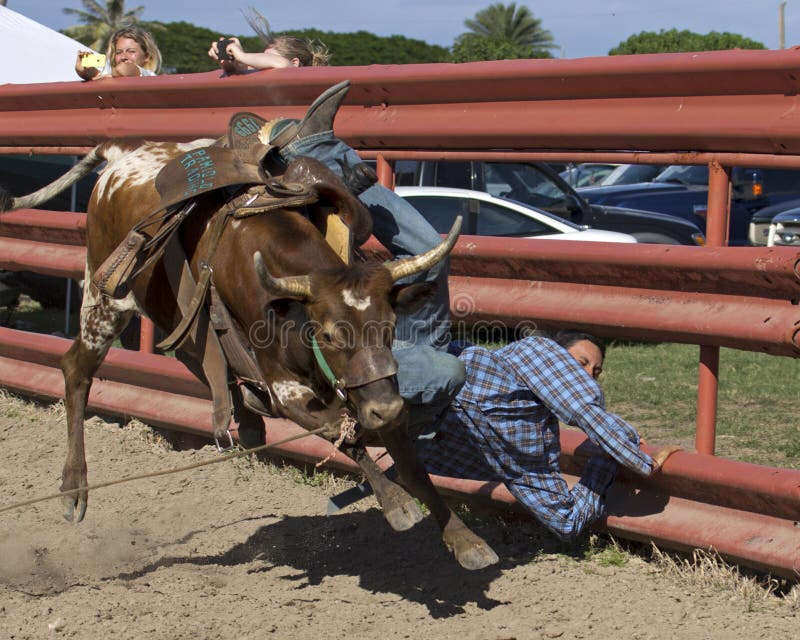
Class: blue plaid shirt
417,337,654,542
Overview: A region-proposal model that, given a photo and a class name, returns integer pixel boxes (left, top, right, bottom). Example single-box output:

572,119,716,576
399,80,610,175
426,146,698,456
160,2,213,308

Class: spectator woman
208,34,329,73
75,25,162,81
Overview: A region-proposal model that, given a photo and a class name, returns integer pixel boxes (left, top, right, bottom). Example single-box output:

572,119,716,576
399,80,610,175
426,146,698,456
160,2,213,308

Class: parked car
767,210,800,246
578,164,800,246
395,186,637,243
748,200,800,246
559,163,619,188
388,159,705,245
596,163,669,186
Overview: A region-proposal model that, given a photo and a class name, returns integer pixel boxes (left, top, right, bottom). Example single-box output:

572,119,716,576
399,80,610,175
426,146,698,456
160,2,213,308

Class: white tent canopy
0,5,96,84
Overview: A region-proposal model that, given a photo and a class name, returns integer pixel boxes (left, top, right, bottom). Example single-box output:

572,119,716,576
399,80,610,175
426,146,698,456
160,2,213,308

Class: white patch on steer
342,288,371,311
272,380,315,405
96,139,214,201
79,265,142,352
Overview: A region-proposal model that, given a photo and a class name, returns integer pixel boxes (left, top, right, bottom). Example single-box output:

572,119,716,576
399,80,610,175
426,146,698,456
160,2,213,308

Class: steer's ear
390,282,438,315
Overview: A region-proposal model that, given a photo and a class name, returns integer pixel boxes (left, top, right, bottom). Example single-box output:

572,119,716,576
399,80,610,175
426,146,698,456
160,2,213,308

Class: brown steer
1,124,498,570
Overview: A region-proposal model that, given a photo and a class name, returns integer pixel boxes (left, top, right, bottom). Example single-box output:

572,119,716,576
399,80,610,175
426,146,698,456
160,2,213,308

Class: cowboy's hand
650,445,682,473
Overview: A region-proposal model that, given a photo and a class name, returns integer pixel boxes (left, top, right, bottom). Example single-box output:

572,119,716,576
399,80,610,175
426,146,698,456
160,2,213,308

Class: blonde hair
272,35,330,67
242,8,330,67
105,25,162,74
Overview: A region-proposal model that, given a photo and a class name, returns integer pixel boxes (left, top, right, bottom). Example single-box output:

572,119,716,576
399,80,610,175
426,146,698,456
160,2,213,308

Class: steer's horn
385,216,462,283
254,252,312,300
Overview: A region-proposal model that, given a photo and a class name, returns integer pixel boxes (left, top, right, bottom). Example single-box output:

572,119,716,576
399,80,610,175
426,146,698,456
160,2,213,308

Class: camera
216,39,234,62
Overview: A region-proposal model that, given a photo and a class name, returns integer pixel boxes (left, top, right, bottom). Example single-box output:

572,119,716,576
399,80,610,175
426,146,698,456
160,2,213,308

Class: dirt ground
0,393,797,640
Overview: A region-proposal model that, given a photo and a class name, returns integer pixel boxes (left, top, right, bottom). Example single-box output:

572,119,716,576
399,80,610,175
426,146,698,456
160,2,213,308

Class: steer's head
254,217,461,431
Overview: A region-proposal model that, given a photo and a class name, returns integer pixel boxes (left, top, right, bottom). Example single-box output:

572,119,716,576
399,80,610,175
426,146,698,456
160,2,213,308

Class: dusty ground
0,393,797,640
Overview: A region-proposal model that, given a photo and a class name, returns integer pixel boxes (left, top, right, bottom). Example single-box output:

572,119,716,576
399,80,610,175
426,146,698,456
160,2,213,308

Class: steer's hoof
383,500,424,532
61,492,87,523
444,515,500,570
454,542,499,571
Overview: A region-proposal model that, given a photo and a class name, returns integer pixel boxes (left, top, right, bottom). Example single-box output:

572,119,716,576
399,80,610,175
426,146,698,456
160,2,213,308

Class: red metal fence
0,49,798,578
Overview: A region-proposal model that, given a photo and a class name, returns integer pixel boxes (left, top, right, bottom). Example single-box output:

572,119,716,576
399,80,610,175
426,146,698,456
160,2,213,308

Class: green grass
602,341,800,469
583,535,629,567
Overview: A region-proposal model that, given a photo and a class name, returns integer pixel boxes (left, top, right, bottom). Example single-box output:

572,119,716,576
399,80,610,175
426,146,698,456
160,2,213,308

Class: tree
62,0,145,51
283,29,450,66
610,29,766,55
460,2,555,55
147,22,450,73
451,34,549,62
142,21,219,74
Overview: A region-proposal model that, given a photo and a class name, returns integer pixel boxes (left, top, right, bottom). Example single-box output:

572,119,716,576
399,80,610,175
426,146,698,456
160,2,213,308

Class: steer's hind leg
343,444,423,531
379,424,499,571
60,285,135,522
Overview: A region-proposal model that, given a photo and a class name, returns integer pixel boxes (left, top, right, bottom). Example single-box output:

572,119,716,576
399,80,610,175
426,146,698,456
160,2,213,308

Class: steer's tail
0,145,105,212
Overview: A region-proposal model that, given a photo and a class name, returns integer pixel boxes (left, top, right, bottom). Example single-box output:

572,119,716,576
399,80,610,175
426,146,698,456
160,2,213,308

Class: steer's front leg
342,443,423,532
378,422,499,570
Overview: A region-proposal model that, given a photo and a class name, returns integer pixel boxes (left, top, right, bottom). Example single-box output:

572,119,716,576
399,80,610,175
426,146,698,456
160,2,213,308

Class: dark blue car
578,165,800,246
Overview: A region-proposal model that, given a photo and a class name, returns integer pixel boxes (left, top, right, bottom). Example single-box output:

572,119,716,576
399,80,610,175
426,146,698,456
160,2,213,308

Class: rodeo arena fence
0,48,798,579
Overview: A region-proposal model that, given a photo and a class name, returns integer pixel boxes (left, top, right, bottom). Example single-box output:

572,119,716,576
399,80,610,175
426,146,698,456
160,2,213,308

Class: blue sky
16,1,797,59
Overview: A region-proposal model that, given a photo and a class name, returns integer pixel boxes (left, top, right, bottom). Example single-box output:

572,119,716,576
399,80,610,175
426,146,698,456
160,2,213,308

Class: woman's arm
208,37,294,74
229,46,294,70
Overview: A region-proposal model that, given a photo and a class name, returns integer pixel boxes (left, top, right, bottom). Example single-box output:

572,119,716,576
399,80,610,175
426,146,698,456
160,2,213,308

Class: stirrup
214,429,236,453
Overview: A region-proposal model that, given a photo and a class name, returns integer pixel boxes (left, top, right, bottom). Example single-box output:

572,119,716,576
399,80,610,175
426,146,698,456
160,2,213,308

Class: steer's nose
359,396,404,431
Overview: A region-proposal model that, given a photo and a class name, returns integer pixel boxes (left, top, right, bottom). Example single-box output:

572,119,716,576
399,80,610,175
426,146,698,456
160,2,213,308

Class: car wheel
632,233,681,245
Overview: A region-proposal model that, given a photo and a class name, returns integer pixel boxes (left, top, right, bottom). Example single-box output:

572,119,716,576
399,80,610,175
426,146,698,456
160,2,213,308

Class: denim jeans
392,342,466,434
279,129,461,422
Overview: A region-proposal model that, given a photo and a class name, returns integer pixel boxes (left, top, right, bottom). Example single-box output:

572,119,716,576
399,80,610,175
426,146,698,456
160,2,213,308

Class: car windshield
654,165,709,186
600,164,666,186
560,163,618,187
480,162,571,212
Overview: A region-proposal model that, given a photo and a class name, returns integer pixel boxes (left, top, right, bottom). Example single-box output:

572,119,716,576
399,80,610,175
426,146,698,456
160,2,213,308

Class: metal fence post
695,161,731,454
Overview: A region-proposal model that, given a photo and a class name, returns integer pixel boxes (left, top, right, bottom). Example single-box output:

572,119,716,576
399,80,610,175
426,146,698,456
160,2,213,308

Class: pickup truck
747,197,800,246
390,159,706,245
578,164,800,246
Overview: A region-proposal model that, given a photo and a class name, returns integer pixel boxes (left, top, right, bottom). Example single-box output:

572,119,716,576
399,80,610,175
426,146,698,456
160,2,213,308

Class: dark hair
552,330,606,359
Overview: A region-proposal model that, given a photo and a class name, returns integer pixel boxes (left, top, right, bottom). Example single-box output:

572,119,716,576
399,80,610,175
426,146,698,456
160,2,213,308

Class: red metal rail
4,212,798,356
2,49,800,152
